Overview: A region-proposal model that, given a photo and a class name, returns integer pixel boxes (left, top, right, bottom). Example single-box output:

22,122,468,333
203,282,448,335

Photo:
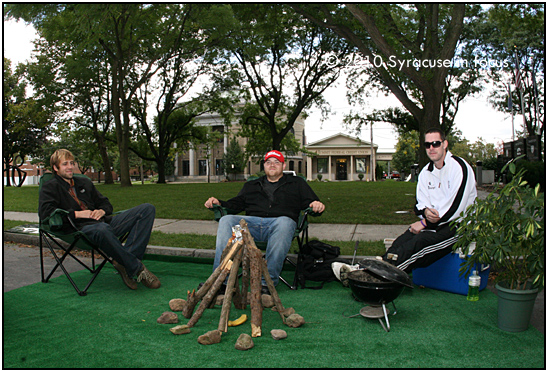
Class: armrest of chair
297,207,322,232
42,208,72,231
209,204,241,222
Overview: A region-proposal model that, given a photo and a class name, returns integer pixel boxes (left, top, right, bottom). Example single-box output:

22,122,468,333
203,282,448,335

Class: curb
3,231,373,263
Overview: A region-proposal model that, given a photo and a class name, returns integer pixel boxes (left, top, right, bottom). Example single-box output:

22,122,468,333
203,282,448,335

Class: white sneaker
331,262,360,282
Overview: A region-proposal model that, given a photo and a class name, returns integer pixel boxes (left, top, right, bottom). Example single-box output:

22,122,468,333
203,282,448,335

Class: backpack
297,240,351,289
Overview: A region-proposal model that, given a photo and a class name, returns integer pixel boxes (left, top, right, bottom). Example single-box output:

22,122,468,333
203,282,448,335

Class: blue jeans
80,203,155,277
213,215,297,286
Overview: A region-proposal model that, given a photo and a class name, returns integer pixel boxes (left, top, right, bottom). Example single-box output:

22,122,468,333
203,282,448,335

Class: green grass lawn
3,179,418,224
4,180,414,256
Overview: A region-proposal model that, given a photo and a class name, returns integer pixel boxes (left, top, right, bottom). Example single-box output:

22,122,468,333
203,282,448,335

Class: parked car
390,171,400,179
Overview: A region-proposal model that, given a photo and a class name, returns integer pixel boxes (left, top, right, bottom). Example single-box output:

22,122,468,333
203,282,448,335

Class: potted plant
452,159,545,332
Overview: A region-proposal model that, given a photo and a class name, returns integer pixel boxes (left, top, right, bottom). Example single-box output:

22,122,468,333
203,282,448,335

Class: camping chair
210,204,321,290
38,173,127,296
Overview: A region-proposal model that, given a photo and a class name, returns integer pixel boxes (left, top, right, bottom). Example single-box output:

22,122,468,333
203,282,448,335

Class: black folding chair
210,203,320,290
38,173,126,296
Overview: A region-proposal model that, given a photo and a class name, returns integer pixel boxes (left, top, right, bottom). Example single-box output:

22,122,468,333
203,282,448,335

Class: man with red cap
205,150,325,293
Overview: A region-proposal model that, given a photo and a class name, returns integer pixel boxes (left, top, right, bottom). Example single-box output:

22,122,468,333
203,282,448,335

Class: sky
4,19,518,152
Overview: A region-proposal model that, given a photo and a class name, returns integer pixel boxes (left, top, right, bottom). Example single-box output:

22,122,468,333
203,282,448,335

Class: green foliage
515,160,545,191
3,58,51,185
392,130,419,174
222,138,247,180
452,160,545,290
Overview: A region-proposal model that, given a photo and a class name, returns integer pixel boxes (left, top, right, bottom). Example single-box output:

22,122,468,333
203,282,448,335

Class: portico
305,133,379,181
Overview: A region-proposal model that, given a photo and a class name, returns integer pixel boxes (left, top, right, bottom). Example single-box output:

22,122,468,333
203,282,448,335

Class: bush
317,174,323,181
515,160,545,191
482,157,498,171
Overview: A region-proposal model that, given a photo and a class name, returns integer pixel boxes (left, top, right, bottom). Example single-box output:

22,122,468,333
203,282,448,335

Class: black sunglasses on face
424,141,443,149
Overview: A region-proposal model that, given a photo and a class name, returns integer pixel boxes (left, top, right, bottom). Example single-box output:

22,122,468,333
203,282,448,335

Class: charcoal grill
347,259,413,332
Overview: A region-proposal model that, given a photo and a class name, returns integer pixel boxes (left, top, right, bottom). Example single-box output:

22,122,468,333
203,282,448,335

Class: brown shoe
112,260,138,290
136,264,161,289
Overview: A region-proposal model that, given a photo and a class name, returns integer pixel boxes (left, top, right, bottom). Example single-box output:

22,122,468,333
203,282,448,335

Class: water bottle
467,270,480,301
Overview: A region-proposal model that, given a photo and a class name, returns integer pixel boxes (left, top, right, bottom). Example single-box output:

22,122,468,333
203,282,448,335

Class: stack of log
179,219,302,340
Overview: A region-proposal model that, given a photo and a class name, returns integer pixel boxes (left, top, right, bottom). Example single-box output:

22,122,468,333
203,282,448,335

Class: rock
285,313,305,328
170,325,191,335
169,299,186,312
235,333,254,350
157,311,179,324
198,330,222,345
261,294,274,308
270,329,287,340
215,294,224,306
273,307,295,316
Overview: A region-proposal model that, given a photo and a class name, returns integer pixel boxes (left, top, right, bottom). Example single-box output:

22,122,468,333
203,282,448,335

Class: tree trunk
96,135,114,184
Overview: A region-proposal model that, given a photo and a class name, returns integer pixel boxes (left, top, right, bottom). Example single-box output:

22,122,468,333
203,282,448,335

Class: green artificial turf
3,258,544,369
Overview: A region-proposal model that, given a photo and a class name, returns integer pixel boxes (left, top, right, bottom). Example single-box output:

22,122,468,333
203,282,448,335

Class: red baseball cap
264,150,284,163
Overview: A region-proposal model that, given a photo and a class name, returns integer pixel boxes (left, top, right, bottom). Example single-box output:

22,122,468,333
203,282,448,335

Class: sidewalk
3,211,408,243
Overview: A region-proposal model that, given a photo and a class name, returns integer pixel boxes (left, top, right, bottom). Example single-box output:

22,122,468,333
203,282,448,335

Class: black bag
298,240,351,289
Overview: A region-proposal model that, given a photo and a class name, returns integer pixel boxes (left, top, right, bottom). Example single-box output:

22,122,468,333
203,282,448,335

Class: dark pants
80,203,155,277
383,223,458,273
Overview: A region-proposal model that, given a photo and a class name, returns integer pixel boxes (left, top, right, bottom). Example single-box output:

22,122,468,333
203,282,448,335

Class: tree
293,4,478,166
6,4,211,187
222,138,247,181
128,4,237,184
23,33,117,184
392,130,419,176
3,58,51,186
222,4,352,155
475,4,545,139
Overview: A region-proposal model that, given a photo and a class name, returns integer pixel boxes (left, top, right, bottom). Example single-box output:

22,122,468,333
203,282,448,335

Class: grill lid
358,258,413,288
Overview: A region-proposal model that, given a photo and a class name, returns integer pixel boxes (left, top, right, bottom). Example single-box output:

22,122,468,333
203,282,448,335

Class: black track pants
383,223,457,273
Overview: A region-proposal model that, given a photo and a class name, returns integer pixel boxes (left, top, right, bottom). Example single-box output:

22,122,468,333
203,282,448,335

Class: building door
336,159,347,180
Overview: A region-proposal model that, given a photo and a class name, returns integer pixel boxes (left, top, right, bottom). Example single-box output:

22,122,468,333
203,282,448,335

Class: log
260,259,286,322
218,247,243,332
239,243,250,309
249,247,263,337
187,259,234,328
183,239,243,319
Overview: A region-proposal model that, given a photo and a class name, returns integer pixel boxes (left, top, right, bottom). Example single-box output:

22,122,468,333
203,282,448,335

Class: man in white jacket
383,128,477,272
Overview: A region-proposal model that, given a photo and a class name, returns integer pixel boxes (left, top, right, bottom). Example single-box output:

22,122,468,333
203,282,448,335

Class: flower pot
495,282,539,332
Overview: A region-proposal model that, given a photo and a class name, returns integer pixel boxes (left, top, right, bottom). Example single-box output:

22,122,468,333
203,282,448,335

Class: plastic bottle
467,270,480,301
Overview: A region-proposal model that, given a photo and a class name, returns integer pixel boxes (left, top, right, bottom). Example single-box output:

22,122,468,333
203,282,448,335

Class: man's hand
424,207,440,223
75,209,105,220
409,220,425,234
204,197,220,209
309,201,325,214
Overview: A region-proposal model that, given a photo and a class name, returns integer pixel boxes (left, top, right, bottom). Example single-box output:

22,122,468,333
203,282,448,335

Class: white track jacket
415,151,477,230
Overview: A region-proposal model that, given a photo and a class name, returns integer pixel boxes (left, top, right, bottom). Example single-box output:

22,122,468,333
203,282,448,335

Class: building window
182,160,189,176
317,158,328,173
289,160,294,171
356,158,367,173
199,160,207,175
298,161,302,174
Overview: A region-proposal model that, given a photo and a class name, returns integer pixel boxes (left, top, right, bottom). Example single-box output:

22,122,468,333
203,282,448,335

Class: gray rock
270,329,287,340
235,333,254,350
261,294,274,308
198,330,222,345
169,298,186,312
157,311,179,324
285,313,305,328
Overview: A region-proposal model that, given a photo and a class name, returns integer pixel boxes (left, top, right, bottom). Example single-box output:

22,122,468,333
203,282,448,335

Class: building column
328,155,332,181
350,155,354,181
189,148,196,176
306,156,313,180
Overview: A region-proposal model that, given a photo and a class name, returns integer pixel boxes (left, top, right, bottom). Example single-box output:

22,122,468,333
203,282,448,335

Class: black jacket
219,174,320,222
39,174,113,231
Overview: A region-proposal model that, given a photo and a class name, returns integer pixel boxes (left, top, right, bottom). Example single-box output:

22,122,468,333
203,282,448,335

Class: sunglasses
424,141,443,149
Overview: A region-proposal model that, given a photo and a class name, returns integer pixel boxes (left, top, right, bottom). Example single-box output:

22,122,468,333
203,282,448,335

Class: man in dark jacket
39,149,160,290
204,150,325,290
